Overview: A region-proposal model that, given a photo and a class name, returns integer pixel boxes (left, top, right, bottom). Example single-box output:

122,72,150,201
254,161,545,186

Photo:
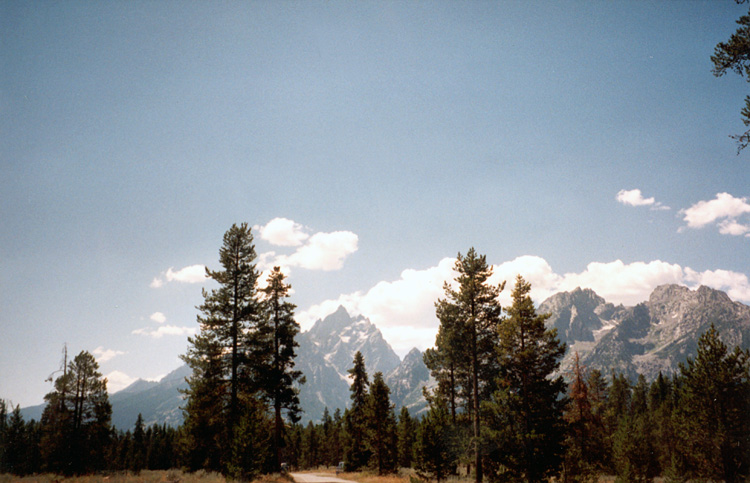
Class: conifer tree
344,351,370,471
415,400,457,482
366,372,397,474
432,248,504,483
127,414,145,472
181,223,264,473
672,324,750,482
40,350,112,475
259,266,305,471
485,276,566,482
397,406,415,468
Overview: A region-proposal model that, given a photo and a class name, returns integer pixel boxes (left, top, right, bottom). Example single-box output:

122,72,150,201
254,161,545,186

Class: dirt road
290,472,359,483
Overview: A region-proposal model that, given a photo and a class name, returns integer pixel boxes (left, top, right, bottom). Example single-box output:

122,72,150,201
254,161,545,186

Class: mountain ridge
21,284,750,428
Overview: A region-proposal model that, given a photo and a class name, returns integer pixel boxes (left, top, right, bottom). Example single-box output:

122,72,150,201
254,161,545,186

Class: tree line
1,225,749,481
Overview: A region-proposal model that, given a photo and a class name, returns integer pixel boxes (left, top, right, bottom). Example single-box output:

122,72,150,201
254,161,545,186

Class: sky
2,1,750,409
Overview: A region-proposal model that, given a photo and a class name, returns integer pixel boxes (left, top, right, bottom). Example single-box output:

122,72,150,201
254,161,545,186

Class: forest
1,224,749,482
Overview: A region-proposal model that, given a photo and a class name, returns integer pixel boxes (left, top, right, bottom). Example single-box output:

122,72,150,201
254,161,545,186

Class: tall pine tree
431,248,503,483
181,223,264,474
366,372,397,474
259,266,305,471
344,351,370,471
485,275,566,482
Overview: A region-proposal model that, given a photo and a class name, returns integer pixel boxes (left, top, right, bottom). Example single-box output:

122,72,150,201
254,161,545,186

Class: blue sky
2,1,750,409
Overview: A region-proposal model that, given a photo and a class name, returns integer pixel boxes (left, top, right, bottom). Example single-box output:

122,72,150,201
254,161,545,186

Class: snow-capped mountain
21,285,750,428
296,305,403,422
540,284,750,380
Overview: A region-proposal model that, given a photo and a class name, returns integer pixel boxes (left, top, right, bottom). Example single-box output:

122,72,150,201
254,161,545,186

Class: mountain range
21,284,750,429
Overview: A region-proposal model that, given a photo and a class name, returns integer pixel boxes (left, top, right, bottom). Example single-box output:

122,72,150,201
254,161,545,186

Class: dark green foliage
226,397,273,480
671,324,750,482
259,266,305,471
344,351,371,471
366,372,398,474
712,5,750,152
397,406,416,468
485,276,566,482
39,350,112,475
181,223,270,475
415,400,457,482
428,248,504,483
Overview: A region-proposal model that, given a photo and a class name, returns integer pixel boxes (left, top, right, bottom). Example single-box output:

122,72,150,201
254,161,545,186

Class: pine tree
397,406,415,468
672,324,750,482
40,350,112,475
485,275,566,482
181,223,265,474
366,372,397,474
562,352,600,482
415,400,457,483
344,351,371,471
4,405,28,475
130,413,146,472
259,266,305,471
432,248,504,483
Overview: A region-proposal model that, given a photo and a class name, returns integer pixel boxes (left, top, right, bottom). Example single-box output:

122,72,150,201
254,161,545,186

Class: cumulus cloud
255,218,309,247
132,325,197,339
616,188,669,210
681,192,750,236
150,312,166,324
151,264,207,288
92,346,126,363
261,231,358,272
297,255,750,357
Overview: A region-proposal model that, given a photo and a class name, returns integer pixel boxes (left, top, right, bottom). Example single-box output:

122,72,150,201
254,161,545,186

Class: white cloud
297,255,750,357
681,192,750,235
92,346,126,363
275,231,359,271
132,325,197,339
104,370,136,393
149,312,166,324
255,218,309,247
616,188,669,210
151,264,207,288
718,219,750,237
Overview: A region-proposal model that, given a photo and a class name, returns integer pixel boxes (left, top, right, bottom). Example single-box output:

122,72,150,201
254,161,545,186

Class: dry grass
0,470,292,483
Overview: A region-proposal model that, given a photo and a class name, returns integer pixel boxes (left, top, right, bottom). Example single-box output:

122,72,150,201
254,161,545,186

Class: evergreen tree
40,350,112,475
397,406,415,468
130,413,146,472
259,266,305,471
181,223,265,474
562,353,601,482
672,324,750,482
415,400,457,482
424,301,470,423
611,376,657,483
344,351,371,471
4,405,28,475
226,397,273,480
301,421,319,469
485,275,566,482
432,248,504,483
366,372,397,474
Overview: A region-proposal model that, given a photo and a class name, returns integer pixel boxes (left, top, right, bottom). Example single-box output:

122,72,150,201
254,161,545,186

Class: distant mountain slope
540,284,750,381
21,285,750,427
296,305,401,422
109,364,190,429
